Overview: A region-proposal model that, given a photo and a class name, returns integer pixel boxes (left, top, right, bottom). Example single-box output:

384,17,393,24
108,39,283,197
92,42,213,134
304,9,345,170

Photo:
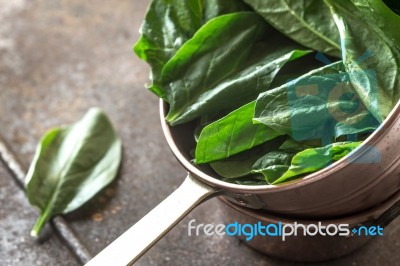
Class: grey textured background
0,0,399,265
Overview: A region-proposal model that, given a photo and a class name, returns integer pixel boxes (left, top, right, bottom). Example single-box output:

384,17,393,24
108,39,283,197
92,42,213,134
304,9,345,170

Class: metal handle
85,173,218,266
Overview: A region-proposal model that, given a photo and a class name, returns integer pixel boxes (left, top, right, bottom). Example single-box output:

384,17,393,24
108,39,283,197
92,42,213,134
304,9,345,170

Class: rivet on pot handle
86,173,218,266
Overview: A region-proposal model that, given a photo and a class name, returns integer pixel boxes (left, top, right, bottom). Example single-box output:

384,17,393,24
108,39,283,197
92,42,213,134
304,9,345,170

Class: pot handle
85,173,218,266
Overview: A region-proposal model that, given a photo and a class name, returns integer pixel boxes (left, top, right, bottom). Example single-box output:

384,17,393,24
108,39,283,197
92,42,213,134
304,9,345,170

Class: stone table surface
0,0,399,265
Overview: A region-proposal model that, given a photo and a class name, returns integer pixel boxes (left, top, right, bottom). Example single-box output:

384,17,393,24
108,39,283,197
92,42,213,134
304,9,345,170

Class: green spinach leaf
211,141,360,185
272,141,361,184
210,140,283,178
25,108,122,237
134,0,249,99
279,138,321,151
254,62,379,143
195,101,281,164
244,0,341,57
252,151,294,183
211,152,259,179
223,177,268,186
202,0,251,22
162,11,310,125
325,0,400,122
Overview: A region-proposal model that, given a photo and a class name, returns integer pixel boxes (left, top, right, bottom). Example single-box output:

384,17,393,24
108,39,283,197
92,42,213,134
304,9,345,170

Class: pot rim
218,188,400,225
160,99,400,194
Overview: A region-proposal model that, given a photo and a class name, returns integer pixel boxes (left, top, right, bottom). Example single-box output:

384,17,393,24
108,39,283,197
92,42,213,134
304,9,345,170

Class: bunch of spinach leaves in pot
135,0,400,185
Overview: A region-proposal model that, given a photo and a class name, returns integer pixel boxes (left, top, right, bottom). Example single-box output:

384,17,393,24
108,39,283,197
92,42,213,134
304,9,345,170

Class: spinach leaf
224,177,268,186
25,108,122,237
211,151,260,179
325,0,400,122
162,11,310,125
254,62,379,143
211,140,360,185
210,140,283,178
279,138,321,151
244,0,341,57
272,141,361,184
252,151,294,184
134,0,202,99
195,101,281,164
202,0,251,22
134,0,249,99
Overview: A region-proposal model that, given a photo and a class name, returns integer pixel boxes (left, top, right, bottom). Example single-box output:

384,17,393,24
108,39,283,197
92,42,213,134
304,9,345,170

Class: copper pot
86,100,400,265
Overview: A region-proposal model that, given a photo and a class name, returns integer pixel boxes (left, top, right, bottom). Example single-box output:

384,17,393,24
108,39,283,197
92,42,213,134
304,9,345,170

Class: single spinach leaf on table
195,101,281,164
325,0,400,122
162,11,311,125
272,141,361,184
25,108,122,237
253,62,380,143
134,0,249,99
244,0,341,57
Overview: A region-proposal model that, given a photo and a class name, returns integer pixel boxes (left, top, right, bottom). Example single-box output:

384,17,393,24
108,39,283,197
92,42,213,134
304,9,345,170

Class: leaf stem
31,207,51,238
